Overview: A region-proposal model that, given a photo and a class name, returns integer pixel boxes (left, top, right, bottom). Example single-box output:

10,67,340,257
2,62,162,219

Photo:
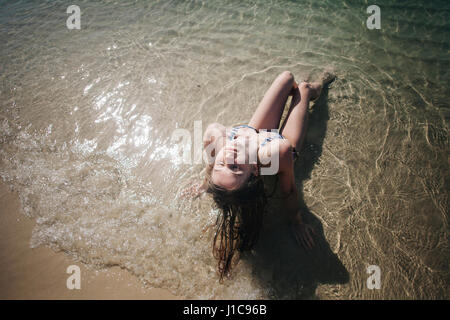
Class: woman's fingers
307,233,314,248
292,224,315,250
306,226,315,247
294,230,305,248
302,231,312,249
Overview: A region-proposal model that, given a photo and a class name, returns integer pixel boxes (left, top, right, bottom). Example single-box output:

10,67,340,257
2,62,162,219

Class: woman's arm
203,122,226,163
277,141,315,248
277,141,299,218
180,123,226,199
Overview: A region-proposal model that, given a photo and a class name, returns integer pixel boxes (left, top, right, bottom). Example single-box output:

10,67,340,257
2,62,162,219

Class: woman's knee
277,71,294,86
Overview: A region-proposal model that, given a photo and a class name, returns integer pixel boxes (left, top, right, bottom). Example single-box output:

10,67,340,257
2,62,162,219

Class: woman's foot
299,81,321,101
300,71,336,101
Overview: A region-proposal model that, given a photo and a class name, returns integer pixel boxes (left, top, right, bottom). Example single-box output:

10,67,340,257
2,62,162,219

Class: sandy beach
0,183,179,299
0,0,448,299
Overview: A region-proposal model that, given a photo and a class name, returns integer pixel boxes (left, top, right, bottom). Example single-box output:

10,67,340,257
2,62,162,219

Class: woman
186,70,335,281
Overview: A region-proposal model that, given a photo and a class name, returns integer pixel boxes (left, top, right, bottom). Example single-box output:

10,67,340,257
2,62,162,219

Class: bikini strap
259,132,285,147
228,124,258,140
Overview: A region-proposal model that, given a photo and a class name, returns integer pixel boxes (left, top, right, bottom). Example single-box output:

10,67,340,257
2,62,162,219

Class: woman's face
211,137,258,190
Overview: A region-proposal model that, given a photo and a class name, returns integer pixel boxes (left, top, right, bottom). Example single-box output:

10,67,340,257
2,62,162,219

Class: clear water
0,0,448,299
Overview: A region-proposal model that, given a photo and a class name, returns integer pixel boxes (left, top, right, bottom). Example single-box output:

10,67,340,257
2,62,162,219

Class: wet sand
0,0,447,299
0,183,180,300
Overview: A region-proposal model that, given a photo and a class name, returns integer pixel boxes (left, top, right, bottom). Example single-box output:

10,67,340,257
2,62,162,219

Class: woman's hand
291,212,316,249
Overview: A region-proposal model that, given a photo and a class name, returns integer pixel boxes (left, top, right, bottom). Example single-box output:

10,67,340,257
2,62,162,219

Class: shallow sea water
0,0,448,299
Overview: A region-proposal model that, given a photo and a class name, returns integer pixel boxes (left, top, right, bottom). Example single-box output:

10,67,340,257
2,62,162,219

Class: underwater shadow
245,87,349,299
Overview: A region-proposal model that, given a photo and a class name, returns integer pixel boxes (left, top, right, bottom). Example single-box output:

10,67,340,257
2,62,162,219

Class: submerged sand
0,0,448,299
0,183,180,300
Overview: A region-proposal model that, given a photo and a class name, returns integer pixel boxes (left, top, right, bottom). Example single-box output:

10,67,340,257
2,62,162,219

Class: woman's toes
299,81,309,91
309,82,323,100
321,71,336,87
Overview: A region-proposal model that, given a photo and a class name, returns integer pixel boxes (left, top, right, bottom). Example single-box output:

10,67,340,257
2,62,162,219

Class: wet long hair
205,166,268,282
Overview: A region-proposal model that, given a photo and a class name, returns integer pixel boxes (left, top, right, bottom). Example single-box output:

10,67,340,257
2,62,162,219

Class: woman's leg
248,71,295,130
280,82,321,151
